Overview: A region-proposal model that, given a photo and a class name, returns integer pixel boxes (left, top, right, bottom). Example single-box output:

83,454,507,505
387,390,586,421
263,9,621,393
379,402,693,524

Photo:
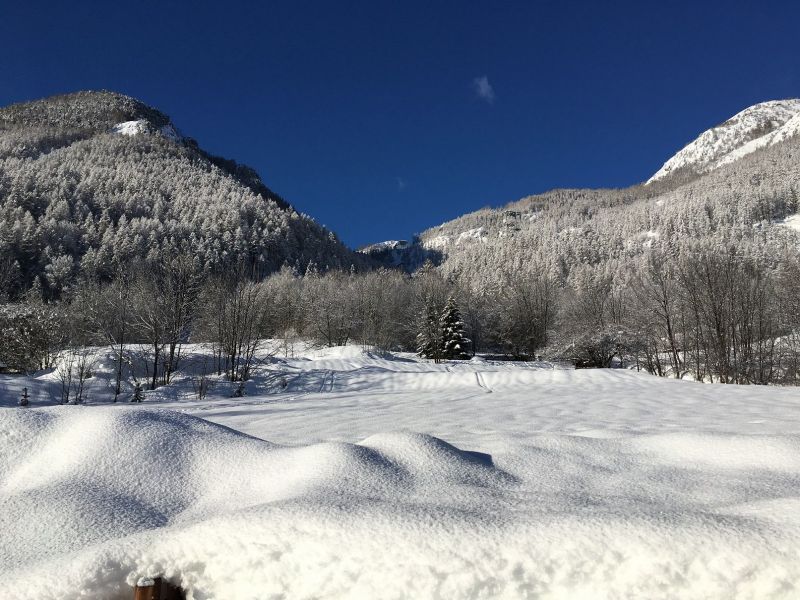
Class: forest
1,240,799,403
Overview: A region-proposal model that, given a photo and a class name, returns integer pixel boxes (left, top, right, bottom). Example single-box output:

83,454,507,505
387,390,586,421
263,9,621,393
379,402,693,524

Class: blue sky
1,0,798,247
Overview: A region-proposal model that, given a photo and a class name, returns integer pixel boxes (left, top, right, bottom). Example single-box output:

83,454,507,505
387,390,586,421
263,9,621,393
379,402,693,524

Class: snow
647,99,800,183
424,234,450,248
2,345,800,599
358,240,410,253
780,213,800,232
111,120,149,136
717,112,800,168
421,227,489,248
111,120,183,142
455,227,488,244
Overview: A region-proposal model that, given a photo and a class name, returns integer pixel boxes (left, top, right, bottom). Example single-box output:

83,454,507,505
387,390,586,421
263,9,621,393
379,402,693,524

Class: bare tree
489,268,558,359
629,251,683,377
198,268,274,383
72,272,132,401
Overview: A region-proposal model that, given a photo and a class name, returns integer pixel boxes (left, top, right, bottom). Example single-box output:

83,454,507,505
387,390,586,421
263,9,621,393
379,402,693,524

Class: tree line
1,242,798,400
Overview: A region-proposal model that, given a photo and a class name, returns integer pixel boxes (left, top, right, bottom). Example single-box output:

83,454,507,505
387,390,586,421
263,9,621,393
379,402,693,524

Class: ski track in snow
2,344,800,599
475,371,492,393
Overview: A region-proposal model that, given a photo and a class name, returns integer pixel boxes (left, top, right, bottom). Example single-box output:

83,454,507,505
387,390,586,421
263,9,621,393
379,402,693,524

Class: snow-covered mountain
0,91,367,295
362,99,800,285
647,99,800,184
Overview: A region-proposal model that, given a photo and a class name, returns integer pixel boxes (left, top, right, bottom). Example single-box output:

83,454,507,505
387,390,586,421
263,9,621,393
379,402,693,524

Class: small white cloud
396,177,406,191
472,76,495,104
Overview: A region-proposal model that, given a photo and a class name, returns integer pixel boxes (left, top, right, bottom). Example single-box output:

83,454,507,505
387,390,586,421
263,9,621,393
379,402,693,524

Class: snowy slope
112,119,183,141
111,119,149,136
647,99,800,183
3,346,800,599
717,111,800,168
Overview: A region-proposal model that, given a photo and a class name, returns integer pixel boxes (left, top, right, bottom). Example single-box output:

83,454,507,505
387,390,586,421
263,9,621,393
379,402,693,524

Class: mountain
361,100,800,288
0,91,365,297
646,99,800,184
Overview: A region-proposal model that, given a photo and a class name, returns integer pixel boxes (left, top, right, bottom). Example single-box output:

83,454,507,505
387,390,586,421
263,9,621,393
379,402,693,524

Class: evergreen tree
440,295,471,360
131,381,143,403
416,297,443,363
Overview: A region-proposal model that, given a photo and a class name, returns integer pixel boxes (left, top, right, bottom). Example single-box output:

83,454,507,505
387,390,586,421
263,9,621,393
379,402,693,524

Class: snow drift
3,405,800,599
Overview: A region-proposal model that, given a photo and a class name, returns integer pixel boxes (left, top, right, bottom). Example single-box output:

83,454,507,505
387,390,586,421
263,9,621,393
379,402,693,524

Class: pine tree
416,297,444,363
131,381,143,403
440,295,471,360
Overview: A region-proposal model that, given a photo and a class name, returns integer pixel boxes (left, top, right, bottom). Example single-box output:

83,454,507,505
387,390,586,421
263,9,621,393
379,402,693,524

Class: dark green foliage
416,298,443,362
440,296,470,360
416,295,470,361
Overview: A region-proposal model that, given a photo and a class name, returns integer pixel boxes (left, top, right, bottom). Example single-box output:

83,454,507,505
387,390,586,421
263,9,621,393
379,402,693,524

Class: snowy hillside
647,99,800,183
363,129,800,312
2,345,800,599
0,91,367,296
363,99,800,276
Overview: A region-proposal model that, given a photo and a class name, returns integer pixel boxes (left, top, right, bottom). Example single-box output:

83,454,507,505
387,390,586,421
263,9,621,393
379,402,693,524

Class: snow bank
3,405,800,599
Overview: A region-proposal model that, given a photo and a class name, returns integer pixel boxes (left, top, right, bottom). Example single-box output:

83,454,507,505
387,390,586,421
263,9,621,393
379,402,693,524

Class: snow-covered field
2,345,800,599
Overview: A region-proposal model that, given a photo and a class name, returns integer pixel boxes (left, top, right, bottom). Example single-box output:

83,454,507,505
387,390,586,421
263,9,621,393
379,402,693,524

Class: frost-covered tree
71,272,132,401
0,300,65,372
0,91,368,298
440,296,470,360
196,268,275,382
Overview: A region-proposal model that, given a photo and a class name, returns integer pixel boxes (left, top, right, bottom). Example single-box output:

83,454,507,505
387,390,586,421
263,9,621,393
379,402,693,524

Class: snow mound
648,99,800,183
4,406,800,599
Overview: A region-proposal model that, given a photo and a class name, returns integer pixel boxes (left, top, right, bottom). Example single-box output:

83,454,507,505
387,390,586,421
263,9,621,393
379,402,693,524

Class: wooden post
134,576,186,600
134,577,160,600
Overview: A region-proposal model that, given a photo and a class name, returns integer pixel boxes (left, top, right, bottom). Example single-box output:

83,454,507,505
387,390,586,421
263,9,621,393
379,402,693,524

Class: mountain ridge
361,99,800,279
0,90,366,297
646,98,800,184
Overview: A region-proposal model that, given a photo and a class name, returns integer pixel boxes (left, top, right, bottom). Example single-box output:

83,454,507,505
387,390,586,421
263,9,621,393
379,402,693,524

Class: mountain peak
0,90,171,132
647,99,800,184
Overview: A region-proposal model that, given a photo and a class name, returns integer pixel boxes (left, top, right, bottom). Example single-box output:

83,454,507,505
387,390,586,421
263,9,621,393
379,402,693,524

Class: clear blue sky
1,1,798,248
